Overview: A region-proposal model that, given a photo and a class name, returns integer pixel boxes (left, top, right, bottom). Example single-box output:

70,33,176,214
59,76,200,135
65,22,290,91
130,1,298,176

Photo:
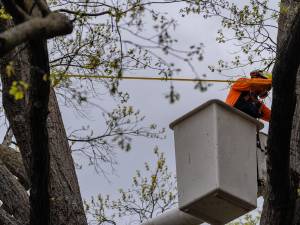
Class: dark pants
234,96,262,119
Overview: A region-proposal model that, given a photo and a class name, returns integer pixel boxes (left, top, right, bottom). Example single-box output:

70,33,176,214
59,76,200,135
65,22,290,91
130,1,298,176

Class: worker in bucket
226,70,272,122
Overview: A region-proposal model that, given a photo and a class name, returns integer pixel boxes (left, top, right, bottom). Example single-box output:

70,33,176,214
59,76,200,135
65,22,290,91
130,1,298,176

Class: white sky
60,1,276,224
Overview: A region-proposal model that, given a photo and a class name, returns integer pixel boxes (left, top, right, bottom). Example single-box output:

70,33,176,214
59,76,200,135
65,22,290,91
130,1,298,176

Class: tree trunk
0,159,29,224
0,50,88,225
47,89,88,225
0,144,30,189
0,208,23,225
290,66,300,224
260,1,300,224
27,38,51,225
0,16,87,225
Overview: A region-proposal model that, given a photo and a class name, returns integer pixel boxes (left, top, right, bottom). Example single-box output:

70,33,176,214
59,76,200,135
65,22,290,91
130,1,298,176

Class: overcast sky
59,1,276,224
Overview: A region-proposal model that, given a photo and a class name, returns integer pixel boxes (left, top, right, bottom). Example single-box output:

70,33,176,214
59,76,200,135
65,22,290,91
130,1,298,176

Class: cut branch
0,12,73,56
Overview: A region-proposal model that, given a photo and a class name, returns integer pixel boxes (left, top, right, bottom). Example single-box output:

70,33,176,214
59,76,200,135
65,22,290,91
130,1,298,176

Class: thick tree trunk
47,89,88,225
260,1,300,224
0,208,23,225
0,17,87,225
0,144,29,189
290,66,300,224
0,50,88,225
0,159,29,224
27,39,51,225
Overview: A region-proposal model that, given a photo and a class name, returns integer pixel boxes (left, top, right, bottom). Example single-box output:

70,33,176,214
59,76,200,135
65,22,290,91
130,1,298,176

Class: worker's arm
232,78,272,92
260,103,271,122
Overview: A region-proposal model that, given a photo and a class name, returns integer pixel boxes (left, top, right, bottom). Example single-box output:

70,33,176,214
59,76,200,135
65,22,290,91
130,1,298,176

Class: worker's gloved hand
249,101,263,118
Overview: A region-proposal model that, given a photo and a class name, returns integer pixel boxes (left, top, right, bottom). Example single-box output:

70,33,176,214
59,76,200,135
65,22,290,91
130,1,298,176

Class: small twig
58,9,111,17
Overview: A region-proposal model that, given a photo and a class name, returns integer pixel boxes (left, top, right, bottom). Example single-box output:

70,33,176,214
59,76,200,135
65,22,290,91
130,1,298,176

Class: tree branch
0,159,29,224
58,9,111,17
34,0,50,16
0,144,30,189
1,0,30,23
0,12,73,57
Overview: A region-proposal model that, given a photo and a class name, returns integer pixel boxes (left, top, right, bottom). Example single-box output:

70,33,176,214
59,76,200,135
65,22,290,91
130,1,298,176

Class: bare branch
58,9,111,17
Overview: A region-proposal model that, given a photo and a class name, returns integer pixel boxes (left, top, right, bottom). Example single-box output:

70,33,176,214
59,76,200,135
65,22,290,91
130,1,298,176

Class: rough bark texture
1,52,87,223
0,159,29,224
0,13,73,56
27,37,51,225
47,89,88,225
290,67,300,176
290,67,300,224
1,47,31,176
0,58,88,225
260,1,300,224
0,3,87,225
0,208,22,225
0,144,29,189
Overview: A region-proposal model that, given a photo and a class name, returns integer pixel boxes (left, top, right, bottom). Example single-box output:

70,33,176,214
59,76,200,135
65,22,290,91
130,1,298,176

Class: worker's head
250,70,272,79
250,70,272,98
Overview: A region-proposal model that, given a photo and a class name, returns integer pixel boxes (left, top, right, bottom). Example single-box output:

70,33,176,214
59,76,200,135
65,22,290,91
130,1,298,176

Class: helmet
250,70,272,79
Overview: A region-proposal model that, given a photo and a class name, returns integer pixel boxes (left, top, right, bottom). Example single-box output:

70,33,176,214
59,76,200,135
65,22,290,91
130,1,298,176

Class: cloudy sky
59,1,276,224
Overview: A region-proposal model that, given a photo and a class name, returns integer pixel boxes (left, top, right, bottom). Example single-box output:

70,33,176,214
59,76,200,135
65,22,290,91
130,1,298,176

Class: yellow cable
62,74,235,83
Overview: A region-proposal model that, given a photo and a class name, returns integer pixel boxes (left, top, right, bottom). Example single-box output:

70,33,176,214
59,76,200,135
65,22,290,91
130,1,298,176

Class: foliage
84,147,177,224
84,145,263,225
180,0,278,72
40,0,209,170
2,0,280,170
69,105,165,172
0,7,11,20
229,213,261,225
9,81,29,100
0,0,206,173
49,0,204,103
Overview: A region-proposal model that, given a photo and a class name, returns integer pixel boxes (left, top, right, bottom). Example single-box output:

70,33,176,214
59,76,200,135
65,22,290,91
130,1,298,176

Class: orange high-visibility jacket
225,78,272,121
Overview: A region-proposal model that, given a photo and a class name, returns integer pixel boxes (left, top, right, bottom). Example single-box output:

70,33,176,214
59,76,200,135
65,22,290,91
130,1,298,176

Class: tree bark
0,144,29,189
0,208,22,225
27,38,51,225
0,12,73,56
290,67,300,224
0,7,87,225
0,159,29,224
0,55,88,224
260,1,300,224
0,64,88,225
47,89,88,225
